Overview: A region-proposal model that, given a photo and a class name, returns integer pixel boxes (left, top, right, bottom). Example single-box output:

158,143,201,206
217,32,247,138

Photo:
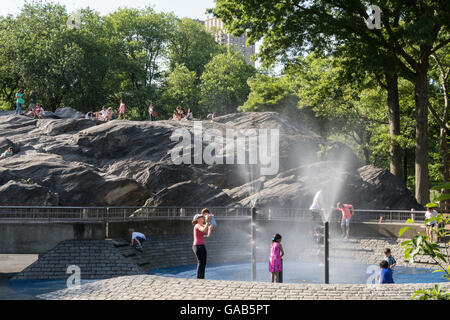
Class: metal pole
324,221,329,284
105,207,110,239
251,207,257,281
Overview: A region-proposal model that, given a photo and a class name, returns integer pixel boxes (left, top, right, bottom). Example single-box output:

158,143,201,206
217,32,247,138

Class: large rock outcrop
0,111,421,210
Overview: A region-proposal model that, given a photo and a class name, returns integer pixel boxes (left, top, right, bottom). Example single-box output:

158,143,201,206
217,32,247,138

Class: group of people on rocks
170,106,193,121
15,90,46,119
83,101,159,122
85,106,116,122
13,90,222,122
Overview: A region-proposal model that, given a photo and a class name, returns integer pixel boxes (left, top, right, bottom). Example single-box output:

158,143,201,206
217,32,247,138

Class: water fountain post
324,220,329,284
251,206,257,281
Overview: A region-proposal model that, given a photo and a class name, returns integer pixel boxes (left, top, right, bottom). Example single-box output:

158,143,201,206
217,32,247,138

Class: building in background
203,17,256,67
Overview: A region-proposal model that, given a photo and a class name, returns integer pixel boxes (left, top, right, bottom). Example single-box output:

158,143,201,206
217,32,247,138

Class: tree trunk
385,72,403,181
440,128,450,211
414,59,430,206
403,149,408,185
430,53,450,212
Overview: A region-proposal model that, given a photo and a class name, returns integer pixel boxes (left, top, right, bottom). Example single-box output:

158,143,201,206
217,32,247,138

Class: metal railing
0,206,426,223
255,208,426,223
0,206,252,222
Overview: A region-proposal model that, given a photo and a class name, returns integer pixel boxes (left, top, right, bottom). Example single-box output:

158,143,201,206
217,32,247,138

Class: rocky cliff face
0,108,421,209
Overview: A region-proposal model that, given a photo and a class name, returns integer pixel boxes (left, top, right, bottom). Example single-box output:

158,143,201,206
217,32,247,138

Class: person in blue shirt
379,260,394,284
0,147,13,159
384,248,397,271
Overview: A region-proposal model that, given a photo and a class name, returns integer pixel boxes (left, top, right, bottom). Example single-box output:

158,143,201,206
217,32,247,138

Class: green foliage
411,285,450,300
288,53,388,165
199,51,256,116
105,7,177,120
239,74,297,112
164,63,199,113
169,18,224,77
0,3,241,120
399,182,450,299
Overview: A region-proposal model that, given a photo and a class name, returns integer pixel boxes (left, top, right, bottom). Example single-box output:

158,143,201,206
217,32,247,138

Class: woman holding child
192,213,213,279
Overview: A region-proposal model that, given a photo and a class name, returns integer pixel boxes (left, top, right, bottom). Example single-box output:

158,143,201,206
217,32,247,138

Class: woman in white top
425,207,439,242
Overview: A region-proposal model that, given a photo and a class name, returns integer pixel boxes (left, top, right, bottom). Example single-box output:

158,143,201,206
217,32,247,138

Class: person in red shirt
192,213,212,279
334,202,354,239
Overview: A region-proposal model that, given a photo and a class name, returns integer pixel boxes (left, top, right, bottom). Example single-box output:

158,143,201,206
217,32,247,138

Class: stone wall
13,240,143,280
0,222,105,254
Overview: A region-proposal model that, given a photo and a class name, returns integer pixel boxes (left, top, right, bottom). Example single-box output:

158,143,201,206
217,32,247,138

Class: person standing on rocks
15,90,25,115
148,102,157,121
118,100,126,120
192,213,212,279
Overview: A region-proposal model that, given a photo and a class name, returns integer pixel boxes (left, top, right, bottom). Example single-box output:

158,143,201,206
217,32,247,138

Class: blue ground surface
149,261,448,284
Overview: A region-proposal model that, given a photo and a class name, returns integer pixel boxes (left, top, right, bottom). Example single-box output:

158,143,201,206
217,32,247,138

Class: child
0,147,13,159
129,229,146,251
118,100,126,120
201,208,216,233
379,260,394,284
425,207,439,242
34,104,43,119
314,226,324,258
384,248,396,272
269,234,284,283
333,202,354,239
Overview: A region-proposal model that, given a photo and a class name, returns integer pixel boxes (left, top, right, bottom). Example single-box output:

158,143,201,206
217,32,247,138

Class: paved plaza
37,274,450,300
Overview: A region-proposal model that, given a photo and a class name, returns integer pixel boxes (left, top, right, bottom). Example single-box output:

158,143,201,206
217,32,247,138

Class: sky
0,0,216,19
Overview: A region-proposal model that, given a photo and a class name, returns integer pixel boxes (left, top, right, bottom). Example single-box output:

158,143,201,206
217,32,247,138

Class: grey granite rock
0,112,421,209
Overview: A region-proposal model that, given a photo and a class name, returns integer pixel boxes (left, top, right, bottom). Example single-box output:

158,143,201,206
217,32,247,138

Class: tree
239,73,298,112
0,15,21,108
290,54,388,165
168,18,224,77
211,0,450,205
106,8,177,119
165,63,199,111
428,50,450,211
199,51,256,116
8,2,82,111
0,3,120,112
